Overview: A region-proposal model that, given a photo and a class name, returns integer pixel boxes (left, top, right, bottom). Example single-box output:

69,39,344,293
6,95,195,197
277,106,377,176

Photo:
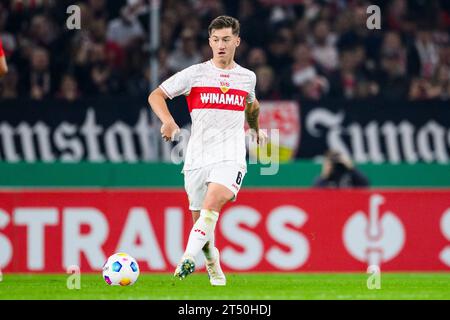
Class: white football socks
184,209,219,260
202,233,216,262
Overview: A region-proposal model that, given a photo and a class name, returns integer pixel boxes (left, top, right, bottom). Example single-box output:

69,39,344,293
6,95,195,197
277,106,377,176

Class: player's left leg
183,182,231,262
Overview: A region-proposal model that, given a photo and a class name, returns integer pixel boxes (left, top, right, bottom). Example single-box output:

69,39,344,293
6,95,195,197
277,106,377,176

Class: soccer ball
102,252,140,286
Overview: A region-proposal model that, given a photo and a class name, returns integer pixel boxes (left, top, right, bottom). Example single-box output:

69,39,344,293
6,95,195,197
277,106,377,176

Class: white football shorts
183,161,247,211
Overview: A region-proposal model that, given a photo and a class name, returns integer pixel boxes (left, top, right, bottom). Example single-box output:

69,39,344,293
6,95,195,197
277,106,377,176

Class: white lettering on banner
398,121,418,162
381,122,401,163
54,122,84,162
63,208,108,269
306,109,351,158
348,124,368,163
16,122,55,162
80,109,105,162
365,122,384,163
221,206,263,270
0,123,20,162
14,208,58,270
0,209,12,268
0,108,160,162
104,122,138,162
116,207,166,270
439,208,450,267
266,206,310,269
417,121,449,163
343,194,405,267
306,108,450,163
135,109,159,161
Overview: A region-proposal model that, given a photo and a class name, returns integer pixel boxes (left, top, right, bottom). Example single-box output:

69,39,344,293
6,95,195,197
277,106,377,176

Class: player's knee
203,194,228,212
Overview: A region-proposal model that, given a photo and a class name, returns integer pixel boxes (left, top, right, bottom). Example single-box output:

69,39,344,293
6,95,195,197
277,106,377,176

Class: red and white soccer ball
102,253,140,286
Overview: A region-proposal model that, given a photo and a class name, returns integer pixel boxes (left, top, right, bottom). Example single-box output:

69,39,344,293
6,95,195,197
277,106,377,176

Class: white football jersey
160,59,256,172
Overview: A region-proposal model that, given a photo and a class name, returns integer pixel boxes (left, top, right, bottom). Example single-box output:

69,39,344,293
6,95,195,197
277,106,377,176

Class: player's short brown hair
208,15,240,36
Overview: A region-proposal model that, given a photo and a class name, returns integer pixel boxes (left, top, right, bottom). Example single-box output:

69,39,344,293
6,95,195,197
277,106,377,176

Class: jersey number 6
236,171,242,185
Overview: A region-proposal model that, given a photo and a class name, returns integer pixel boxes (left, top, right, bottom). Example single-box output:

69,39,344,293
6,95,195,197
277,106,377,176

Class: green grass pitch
0,273,449,300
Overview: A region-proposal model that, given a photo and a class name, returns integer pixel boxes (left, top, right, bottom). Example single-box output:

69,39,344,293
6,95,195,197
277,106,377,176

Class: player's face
209,28,240,62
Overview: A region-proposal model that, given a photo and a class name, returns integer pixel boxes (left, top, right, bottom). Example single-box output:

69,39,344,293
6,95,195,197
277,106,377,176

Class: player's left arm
245,98,260,131
245,98,267,145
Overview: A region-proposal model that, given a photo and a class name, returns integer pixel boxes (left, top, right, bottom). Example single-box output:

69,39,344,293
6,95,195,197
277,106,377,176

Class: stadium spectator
56,74,81,102
280,42,329,100
375,32,410,100
309,19,339,74
313,150,370,188
255,65,281,100
167,28,202,73
27,46,54,100
0,0,449,101
267,27,294,72
246,47,268,71
409,64,450,100
411,27,440,79
293,18,309,43
0,65,18,98
89,0,109,20
106,5,145,49
329,47,378,99
29,14,59,49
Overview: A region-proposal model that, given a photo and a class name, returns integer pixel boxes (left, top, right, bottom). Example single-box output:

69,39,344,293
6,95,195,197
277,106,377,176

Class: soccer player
0,37,8,77
148,15,266,286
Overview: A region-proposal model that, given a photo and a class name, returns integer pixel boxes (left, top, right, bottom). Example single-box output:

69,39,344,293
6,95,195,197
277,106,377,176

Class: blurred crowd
0,0,449,102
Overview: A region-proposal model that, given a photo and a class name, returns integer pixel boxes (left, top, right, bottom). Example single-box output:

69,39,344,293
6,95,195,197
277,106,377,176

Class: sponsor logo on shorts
232,183,239,190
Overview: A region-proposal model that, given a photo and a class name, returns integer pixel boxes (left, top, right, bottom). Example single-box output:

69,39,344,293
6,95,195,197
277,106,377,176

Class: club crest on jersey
219,80,230,93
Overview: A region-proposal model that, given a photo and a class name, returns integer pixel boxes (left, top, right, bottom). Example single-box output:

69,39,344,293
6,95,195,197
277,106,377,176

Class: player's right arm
148,66,194,142
0,39,8,77
148,87,180,142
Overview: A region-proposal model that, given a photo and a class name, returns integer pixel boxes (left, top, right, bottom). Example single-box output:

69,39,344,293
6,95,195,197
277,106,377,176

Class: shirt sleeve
246,71,257,104
159,65,194,100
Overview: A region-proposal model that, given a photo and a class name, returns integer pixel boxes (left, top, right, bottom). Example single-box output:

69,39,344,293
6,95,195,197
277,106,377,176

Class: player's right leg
174,168,208,280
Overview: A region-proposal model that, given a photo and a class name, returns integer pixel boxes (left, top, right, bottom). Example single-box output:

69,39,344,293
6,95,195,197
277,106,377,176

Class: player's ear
236,36,241,47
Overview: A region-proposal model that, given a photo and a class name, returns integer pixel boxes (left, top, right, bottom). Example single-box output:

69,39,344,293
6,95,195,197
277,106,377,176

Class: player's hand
160,121,180,142
249,129,268,146
257,130,268,145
